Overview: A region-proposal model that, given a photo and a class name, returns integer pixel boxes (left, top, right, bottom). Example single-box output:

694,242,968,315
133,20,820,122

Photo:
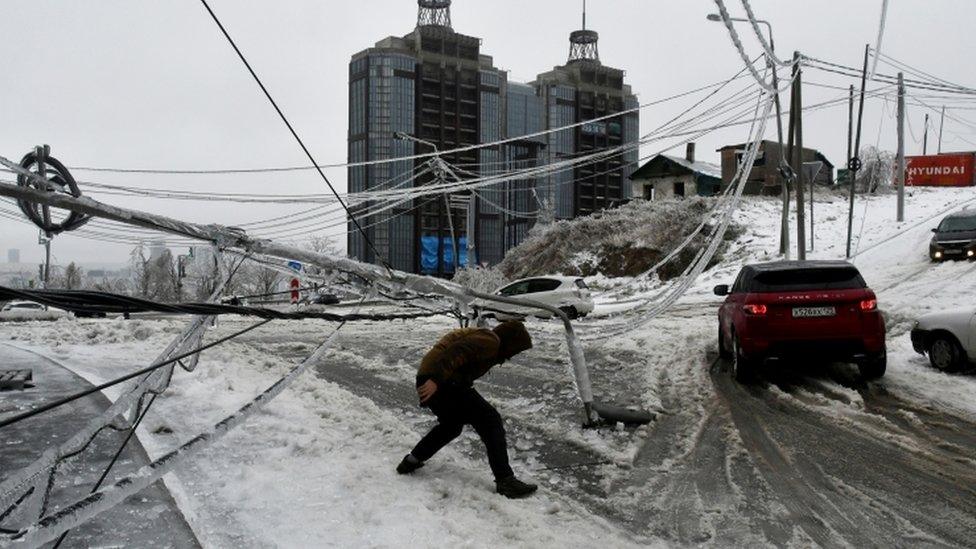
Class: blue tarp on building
420,236,468,274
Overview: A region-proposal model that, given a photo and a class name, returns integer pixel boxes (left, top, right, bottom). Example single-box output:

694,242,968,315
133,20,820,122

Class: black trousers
410,384,514,481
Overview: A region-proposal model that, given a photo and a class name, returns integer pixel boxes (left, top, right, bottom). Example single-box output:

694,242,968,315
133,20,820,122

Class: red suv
715,261,886,382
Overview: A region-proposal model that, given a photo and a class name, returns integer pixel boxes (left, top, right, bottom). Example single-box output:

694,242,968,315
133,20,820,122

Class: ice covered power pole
0,156,615,426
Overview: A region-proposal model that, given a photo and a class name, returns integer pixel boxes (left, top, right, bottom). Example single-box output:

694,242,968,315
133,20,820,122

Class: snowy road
0,343,199,549
238,312,976,548
615,354,976,547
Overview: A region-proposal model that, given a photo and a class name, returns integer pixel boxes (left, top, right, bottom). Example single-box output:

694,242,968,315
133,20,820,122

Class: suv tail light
743,304,768,315
859,299,877,311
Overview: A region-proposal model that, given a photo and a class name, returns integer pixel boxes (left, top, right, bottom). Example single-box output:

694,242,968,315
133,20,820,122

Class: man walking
396,320,538,499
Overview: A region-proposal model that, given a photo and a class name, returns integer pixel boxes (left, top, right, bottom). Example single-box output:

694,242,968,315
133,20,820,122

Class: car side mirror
931,228,938,233
713,284,729,296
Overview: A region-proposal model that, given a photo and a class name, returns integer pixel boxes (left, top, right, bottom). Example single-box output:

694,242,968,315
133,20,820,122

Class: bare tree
62,262,83,290
251,265,284,297
146,249,180,302
128,246,152,297
307,234,343,256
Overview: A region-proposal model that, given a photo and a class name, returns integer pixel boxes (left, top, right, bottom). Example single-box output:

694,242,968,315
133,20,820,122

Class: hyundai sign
905,153,975,187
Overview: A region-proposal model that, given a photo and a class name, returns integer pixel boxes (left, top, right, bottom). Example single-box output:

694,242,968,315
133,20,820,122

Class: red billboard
905,153,975,187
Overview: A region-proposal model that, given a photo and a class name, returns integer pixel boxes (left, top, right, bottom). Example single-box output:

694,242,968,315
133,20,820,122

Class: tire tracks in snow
711,360,976,548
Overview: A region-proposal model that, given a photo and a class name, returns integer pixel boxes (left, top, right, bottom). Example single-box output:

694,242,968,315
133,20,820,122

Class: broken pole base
0,369,32,391
584,401,654,428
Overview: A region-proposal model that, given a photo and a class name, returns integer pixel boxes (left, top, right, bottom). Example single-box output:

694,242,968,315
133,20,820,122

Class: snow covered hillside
497,197,740,280
2,185,975,547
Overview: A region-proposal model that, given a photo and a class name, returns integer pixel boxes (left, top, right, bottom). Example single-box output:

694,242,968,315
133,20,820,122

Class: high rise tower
417,0,452,28
533,2,639,218
568,1,599,63
347,1,542,275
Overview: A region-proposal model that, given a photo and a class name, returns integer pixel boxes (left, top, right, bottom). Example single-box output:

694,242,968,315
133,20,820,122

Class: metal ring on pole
848,157,862,171
16,149,90,235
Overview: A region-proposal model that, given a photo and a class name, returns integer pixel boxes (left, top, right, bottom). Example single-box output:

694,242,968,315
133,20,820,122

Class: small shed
629,143,723,201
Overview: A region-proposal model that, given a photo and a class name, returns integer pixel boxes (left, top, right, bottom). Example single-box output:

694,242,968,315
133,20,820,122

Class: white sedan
911,306,976,371
475,276,594,320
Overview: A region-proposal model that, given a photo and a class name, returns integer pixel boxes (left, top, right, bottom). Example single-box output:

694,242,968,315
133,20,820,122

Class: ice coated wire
8,296,366,547
526,93,773,348
581,93,774,342
0,266,233,527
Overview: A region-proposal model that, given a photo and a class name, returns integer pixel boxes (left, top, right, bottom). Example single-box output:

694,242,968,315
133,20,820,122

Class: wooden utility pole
792,52,806,260
846,45,870,259
923,113,929,155
938,106,946,154
847,85,854,179
896,72,906,222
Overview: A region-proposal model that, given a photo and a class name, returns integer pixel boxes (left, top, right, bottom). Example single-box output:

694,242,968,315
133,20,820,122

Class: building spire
568,0,599,63
417,0,452,29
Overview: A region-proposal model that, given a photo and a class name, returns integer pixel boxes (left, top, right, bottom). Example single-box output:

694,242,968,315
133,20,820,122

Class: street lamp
706,12,790,258
393,131,438,152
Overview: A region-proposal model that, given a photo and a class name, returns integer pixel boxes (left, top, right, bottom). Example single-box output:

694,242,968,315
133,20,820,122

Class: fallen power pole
0,156,644,427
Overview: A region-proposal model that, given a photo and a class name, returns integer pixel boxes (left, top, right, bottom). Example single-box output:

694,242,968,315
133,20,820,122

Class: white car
0,300,69,321
476,276,594,320
1,300,46,312
911,306,976,371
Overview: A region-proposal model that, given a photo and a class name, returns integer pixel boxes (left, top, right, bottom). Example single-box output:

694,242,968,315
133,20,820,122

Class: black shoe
396,454,424,475
495,476,537,499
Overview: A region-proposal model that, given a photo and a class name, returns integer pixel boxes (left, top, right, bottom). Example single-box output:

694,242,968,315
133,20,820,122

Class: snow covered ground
2,185,975,547
2,318,649,548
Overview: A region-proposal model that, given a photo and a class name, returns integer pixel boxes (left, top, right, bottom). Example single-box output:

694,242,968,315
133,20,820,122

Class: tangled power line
4,1,974,544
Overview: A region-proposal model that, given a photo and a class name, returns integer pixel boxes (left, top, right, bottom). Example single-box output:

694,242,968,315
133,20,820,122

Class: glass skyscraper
347,1,636,274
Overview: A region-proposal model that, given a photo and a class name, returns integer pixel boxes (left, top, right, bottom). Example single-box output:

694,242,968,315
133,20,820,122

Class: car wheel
858,348,887,380
718,323,732,359
731,334,754,383
928,334,962,372
558,306,579,320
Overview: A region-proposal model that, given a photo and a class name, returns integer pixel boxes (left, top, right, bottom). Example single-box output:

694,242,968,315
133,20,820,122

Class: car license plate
944,249,962,255
792,306,836,318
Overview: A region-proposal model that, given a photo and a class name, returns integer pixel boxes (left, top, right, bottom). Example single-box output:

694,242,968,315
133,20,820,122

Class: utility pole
847,85,854,187
466,191,477,267
846,45,870,259
938,106,946,154
792,51,806,260
923,113,929,155
443,194,459,272
761,24,787,257
896,72,906,222
35,144,52,289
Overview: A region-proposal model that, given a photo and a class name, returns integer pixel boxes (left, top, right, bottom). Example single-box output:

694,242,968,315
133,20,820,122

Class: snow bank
498,198,740,280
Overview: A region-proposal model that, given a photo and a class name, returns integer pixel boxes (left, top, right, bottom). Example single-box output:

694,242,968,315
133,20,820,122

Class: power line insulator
16,146,90,235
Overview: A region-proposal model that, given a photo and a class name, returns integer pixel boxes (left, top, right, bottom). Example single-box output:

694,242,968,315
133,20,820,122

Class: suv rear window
750,267,866,292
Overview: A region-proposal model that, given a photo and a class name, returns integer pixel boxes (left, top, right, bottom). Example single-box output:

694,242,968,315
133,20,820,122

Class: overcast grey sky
3,0,975,267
